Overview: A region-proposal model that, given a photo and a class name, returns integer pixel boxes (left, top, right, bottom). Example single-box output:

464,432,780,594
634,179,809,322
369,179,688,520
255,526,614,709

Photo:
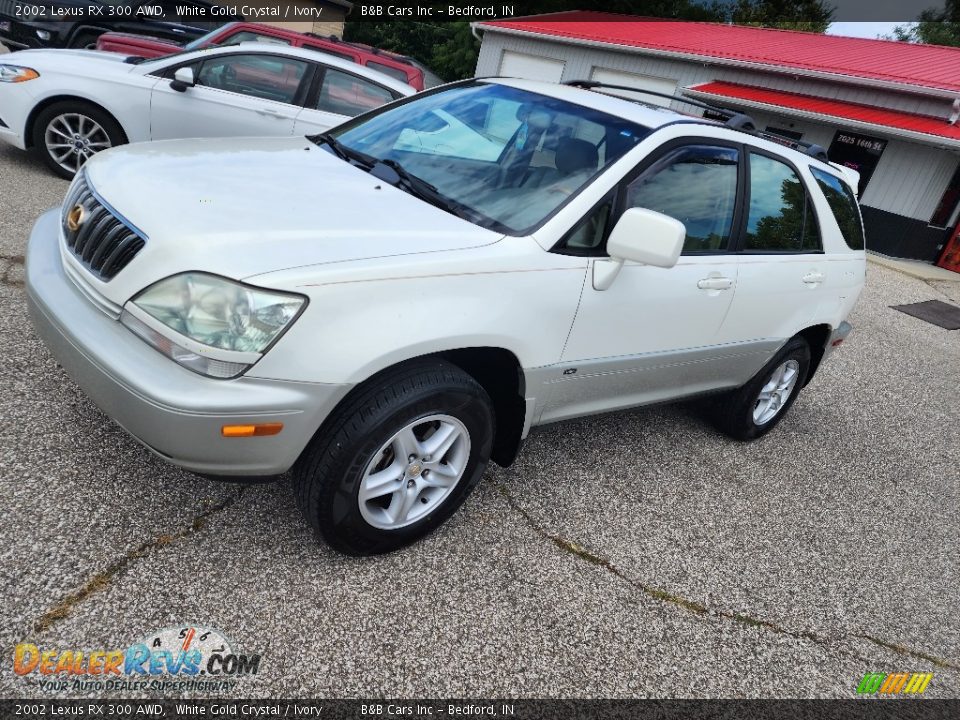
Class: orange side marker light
221,423,284,438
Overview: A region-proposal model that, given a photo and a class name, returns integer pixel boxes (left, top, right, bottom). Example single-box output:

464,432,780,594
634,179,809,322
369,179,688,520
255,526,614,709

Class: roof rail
565,79,828,160
564,80,757,130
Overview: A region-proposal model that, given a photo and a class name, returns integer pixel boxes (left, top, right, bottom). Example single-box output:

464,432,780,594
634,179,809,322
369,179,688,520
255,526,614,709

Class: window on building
810,167,865,250
624,145,739,253
930,164,960,228
744,153,821,252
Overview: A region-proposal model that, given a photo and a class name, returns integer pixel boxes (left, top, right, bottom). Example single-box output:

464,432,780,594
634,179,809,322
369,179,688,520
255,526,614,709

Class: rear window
810,167,865,250
367,60,410,83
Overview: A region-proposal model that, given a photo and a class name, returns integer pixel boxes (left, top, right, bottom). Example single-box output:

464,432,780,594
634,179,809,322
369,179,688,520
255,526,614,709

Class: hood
81,137,503,302
13,48,133,71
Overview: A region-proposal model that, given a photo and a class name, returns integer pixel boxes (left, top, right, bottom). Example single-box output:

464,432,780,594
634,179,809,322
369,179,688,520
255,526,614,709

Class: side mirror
170,66,196,93
594,208,686,290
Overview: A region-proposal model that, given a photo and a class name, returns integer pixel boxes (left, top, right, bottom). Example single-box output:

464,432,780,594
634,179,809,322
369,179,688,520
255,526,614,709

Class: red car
96,21,435,91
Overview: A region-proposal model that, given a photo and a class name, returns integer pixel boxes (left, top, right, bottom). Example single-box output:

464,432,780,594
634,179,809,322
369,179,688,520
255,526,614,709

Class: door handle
697,277,733,291
802,271,825,285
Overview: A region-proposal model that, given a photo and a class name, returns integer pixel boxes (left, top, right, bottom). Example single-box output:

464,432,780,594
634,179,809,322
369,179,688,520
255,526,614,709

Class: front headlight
0,65,40,83
120,272,306,379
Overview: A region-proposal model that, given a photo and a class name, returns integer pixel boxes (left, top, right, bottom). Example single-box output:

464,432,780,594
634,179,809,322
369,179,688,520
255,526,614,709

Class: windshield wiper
308,132,375,168
373,158,475,221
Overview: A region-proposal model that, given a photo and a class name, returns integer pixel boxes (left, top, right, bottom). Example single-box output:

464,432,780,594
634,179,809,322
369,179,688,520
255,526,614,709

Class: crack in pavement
495,483,959,672
14,488,245,644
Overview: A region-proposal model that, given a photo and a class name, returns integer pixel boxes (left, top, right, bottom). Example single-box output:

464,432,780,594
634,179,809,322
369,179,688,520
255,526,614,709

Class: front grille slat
60,172,146,281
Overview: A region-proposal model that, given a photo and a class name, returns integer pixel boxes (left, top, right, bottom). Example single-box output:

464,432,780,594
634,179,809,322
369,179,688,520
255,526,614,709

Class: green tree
889,0,960,47
725,0,832,33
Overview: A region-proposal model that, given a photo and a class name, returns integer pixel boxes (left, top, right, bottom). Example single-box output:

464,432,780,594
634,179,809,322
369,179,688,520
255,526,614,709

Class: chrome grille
61,173,145,281
0,0,19,18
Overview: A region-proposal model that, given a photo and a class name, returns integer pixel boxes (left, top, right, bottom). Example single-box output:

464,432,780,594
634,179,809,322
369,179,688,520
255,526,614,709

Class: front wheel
32,101,126,179
293,360,494,555
711,336,811,441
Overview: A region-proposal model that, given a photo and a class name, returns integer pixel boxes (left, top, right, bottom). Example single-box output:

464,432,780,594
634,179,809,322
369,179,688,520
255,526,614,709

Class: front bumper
26,208,351,476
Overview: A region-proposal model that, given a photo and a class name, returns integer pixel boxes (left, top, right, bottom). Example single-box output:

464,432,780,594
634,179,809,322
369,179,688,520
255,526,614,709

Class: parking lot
1,90,959,698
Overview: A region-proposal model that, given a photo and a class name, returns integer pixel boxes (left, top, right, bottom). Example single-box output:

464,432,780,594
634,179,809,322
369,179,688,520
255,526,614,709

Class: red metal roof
685,81,960,143
478,11,960,95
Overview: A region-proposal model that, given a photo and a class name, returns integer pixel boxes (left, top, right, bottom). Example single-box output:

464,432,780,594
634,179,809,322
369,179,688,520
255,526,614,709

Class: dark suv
0,0,236,50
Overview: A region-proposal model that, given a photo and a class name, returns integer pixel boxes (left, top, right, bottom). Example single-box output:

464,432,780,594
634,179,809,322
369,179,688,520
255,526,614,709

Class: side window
316,68,397,117
810,166,866,250
556,198,613,254
367,61,411,84
196,54,308,105
220,32,292,47
745,153,822,252
625,145,739,253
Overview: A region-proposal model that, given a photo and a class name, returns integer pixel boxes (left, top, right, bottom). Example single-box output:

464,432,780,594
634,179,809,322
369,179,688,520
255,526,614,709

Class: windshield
331,82,650,234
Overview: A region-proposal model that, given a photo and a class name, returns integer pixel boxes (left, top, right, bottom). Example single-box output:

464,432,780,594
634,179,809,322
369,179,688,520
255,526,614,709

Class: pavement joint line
494,482,960,672
15,488,246,643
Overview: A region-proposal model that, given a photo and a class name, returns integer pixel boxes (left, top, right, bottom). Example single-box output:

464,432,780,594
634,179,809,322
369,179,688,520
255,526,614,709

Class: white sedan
0,43,413,177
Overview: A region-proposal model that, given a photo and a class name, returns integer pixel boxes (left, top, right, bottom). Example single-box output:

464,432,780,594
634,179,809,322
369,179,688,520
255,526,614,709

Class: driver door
149,53,311,140
545,142,754,423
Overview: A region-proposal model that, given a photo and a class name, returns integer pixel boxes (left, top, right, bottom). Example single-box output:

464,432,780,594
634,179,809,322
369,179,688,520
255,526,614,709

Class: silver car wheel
45,113,113,175
753,359,800,425
358,414,471,531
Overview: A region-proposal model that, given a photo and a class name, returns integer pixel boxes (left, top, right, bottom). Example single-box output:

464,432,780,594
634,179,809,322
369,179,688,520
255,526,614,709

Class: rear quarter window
810,167,865,250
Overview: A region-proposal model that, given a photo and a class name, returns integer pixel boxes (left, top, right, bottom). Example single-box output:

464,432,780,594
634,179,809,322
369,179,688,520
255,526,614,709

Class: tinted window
557,198,612,254
367,61,410,83
625,145,738,252
745,153,821,252
316,69,396,116
196,54,308,105
810,167,865,250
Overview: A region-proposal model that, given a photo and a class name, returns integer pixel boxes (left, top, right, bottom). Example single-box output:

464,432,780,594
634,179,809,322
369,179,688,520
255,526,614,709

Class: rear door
149,53,312,140
293,66,399,135
723,149,828,347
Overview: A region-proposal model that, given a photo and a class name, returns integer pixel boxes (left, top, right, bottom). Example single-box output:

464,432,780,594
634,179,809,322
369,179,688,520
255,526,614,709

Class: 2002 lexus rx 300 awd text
25,78,865,555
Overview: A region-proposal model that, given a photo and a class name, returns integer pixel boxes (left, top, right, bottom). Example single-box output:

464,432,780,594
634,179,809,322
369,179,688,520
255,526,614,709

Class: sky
826,22,912,39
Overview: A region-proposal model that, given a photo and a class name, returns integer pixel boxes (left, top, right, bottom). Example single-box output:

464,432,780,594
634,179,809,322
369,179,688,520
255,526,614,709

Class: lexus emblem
66,204,86,233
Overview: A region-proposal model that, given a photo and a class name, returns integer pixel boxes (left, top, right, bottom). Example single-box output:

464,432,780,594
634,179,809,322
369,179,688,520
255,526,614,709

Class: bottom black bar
1,700,958,720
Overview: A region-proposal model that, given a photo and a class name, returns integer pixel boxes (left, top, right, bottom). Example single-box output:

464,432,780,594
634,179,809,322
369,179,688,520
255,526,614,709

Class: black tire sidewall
32,101,125,179
303,372,494,555
720,337,811,441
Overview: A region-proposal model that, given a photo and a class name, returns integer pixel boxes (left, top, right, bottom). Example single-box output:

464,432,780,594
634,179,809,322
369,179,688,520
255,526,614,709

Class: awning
683,81,960,148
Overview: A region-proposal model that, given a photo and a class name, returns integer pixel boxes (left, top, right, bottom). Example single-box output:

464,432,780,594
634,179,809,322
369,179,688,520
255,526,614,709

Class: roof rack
564,79,828,161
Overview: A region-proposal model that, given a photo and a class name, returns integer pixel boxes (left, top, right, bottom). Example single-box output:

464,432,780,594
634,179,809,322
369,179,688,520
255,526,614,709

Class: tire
32,100,126,179
69,31,101,50
711,336,811,441
293,359,495,555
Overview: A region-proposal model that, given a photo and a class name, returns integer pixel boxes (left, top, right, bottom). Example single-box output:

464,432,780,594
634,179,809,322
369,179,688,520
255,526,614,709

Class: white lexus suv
25,78,865,554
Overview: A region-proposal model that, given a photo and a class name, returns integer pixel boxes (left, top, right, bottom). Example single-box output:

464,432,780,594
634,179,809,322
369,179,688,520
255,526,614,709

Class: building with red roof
473,11,960,270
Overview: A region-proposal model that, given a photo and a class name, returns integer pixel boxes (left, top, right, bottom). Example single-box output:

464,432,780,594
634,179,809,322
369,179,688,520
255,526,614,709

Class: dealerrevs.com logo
13,626,261,693
856,672,933,696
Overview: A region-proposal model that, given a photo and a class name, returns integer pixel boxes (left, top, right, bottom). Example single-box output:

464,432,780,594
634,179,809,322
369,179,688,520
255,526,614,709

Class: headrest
556,138,599,175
